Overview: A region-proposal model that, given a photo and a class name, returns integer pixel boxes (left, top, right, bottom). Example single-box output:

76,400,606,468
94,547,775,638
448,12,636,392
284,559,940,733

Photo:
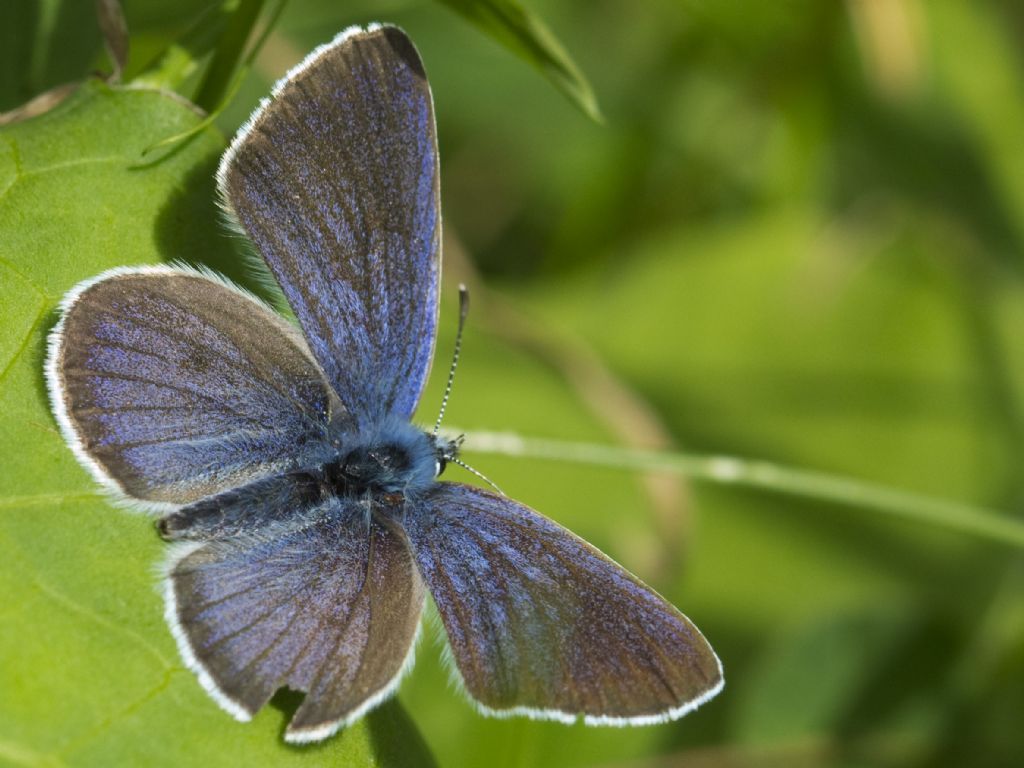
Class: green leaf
0,0,102,112
192,0,266,113
434,0,602,122
0,81,435,767
121,2,233,91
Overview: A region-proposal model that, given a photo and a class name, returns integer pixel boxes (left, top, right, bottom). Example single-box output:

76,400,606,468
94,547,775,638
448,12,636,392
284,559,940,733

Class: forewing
166,499,425,742
46,267,337,508
404,484,723,724
218,25,441,427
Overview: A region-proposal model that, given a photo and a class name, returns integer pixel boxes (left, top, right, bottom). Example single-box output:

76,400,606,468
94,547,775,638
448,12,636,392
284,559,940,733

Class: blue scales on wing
403,483,724,724
165,496,425,742
217,25,441,429
49,267,339,506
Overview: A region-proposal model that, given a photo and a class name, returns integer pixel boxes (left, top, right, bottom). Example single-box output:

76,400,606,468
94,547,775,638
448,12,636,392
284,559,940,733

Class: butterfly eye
435,457,448,477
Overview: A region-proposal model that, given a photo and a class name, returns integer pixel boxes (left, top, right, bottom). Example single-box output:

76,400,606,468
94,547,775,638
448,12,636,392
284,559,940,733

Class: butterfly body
321,417,448,495
158,418,450,542
46,24,722,743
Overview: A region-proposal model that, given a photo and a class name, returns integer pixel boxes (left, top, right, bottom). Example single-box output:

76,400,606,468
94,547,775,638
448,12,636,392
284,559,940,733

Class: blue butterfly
45,24,722,743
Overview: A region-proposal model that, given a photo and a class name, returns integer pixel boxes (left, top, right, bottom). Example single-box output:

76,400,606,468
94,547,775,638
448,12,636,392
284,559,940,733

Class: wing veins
65,370,258,422
94,303,325,424
426,532,498,692
296,523,377,701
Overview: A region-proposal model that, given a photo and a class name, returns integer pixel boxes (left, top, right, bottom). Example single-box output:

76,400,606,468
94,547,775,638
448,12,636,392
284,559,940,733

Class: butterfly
45,24,722,743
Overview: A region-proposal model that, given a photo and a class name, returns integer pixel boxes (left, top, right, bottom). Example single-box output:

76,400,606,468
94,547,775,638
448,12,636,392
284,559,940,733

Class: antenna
450,457,504,496
429,286,502,496
433,284,470,435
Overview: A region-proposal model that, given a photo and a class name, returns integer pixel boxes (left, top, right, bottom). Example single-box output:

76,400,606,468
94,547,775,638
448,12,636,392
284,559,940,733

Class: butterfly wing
404,483,723,724
46,267,338,508
218,25,441,428
166,497,424,743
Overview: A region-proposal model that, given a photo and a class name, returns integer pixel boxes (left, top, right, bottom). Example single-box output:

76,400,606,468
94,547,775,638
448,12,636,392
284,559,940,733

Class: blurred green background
3,1,1024,766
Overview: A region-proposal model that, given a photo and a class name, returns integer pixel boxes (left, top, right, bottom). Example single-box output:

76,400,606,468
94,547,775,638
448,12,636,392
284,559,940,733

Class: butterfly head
431,432,463,477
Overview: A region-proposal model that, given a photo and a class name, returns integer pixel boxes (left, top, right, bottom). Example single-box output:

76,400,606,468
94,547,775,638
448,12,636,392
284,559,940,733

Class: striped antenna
451,456,504,496
433,284,470,435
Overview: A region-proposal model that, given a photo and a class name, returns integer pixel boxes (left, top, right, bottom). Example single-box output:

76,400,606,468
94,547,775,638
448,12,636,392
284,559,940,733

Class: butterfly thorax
324,440,428,496
322,417,456,498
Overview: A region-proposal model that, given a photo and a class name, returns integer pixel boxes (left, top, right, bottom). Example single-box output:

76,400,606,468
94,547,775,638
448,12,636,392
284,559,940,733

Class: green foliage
435,0,601,121
4,1,1024,767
